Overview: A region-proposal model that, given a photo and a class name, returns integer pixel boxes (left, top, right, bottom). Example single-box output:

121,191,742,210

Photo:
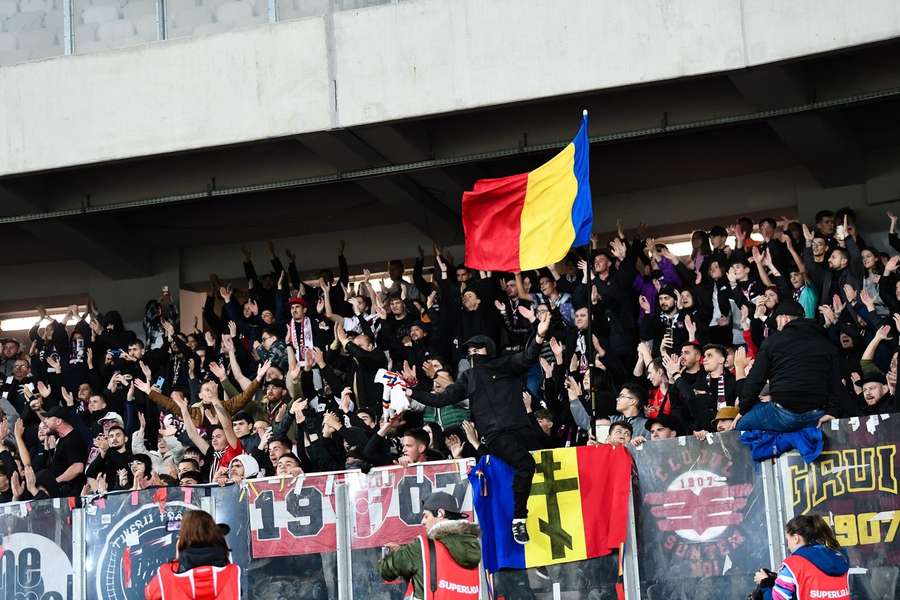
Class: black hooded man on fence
406,311,552,545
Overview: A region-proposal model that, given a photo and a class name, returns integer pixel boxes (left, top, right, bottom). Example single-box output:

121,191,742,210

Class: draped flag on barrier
469,445,633,571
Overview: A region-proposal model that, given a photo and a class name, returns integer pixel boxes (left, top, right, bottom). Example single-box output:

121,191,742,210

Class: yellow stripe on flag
523,447,588,567
518,142,579,271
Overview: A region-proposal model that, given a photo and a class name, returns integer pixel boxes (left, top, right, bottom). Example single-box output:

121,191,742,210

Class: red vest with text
783,554,850,600
404,536,479,600
145,561,241,600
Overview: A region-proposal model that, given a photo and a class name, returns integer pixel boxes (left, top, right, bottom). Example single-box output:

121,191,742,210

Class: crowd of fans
0,207,897,504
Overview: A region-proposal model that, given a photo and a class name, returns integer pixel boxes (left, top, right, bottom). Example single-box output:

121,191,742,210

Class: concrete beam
0,184,151,279
729,66,865,187
6,0,900,177
296,130,461,242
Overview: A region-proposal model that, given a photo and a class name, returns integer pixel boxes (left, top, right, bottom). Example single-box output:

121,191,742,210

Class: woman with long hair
690,229,712,273
753,514,849,600
145,510,240,600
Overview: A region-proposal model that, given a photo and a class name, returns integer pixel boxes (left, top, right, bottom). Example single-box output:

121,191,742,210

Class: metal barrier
0,417,897,599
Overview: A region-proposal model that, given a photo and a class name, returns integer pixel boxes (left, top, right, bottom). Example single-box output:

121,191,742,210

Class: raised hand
446,434,464,459
422,359,439,379
662,353,681,378
401,360,417,384
536,310,551,339
609,238,627,260
517,305,535,322
36,380,52,399
255,359,272,381
832,294,845,315
539,356,554,378
684,315,696,340
219,286,233,302
842,284,858,305
220,335,235,354
874,324,892,341
133,378,152,395
208,361,227,382
46,354,62,373
564,375,583,400
310,346,325,369
549,337,564,362
733,346,750,370
59,385,74,407
860,289,876,311
819,304,836,326
462,420,480,448
493,299,507,314
885,255,900,275
638,295,651,314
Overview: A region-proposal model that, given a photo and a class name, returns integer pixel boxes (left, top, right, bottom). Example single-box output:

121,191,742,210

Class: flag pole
585,241,596,419
582,108,597,420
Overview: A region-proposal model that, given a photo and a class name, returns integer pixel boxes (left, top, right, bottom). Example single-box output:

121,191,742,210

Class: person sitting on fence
733,300,845,432
751,514,849,600
377,491,481,600
145,510,240,600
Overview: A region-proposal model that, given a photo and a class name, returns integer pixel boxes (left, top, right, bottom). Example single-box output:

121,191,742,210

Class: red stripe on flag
462,173,528,271
577,445,633,558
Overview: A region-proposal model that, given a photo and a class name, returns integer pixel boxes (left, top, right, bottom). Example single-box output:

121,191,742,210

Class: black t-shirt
49,430,88,494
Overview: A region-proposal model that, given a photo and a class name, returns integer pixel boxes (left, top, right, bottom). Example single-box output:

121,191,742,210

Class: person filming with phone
750,514,849,600
145,510,240,600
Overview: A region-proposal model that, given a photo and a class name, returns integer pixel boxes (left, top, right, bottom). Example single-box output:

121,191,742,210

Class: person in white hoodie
131,412,184,476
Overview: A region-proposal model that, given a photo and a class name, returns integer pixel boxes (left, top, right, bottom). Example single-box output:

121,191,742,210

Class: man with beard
639,286,685,357
86,424,134,492
40,406,87,497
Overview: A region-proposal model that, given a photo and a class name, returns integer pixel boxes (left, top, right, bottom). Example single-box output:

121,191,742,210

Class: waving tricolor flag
462,112,593,271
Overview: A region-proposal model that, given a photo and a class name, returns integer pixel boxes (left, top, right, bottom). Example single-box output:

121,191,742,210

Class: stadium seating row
0,0,390,66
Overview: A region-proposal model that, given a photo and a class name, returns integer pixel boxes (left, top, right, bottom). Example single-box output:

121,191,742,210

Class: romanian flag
462,113,593,272
469,445,633,571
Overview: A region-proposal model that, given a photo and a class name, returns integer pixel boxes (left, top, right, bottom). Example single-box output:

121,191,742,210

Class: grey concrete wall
3,0,900,176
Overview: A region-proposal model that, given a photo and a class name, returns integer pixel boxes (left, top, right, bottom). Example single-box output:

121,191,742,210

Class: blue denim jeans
736,401,824,432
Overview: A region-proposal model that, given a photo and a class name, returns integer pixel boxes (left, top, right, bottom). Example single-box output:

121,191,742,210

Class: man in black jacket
407,312,551,545
734,300,844,431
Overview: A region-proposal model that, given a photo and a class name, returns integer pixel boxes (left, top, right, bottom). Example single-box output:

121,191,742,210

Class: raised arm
222,335,253,391
211,398,240,451
176,392,208,455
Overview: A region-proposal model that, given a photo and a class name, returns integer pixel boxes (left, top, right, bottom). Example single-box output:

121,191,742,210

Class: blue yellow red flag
461,113,593,271
469,445,633,571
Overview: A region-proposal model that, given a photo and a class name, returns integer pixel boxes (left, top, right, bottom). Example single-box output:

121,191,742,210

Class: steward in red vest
378,492,481,600
145,510,240,600
145,562,241,600
753,514,850,600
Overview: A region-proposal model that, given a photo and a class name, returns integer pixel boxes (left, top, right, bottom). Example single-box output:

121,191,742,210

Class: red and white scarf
287,318,314,362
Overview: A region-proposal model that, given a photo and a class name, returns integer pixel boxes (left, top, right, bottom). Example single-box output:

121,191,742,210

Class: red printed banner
246,461,473,558
347,460,474,550
247,471,346,558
